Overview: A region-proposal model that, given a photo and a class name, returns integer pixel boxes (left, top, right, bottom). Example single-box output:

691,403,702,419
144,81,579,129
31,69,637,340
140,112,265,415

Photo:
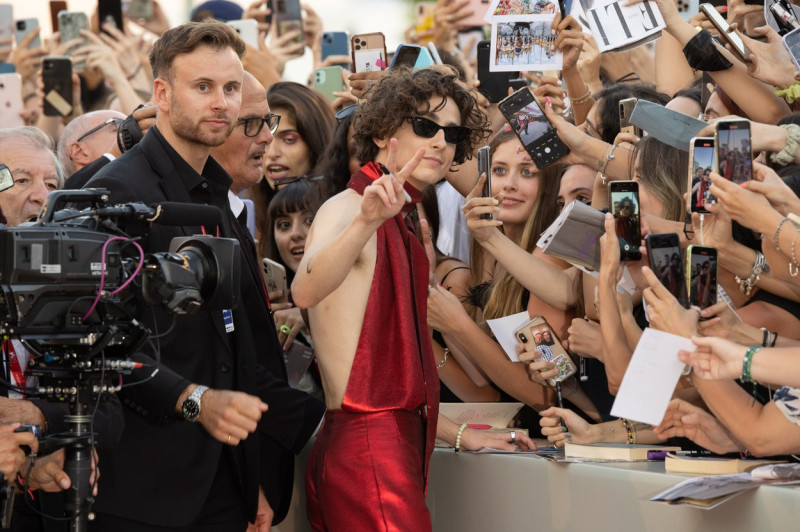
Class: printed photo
490,17,563,72
491,0,558,15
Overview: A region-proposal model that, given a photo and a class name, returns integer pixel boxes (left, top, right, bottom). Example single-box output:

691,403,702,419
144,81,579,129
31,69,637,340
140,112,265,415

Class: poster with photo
490,16,563,72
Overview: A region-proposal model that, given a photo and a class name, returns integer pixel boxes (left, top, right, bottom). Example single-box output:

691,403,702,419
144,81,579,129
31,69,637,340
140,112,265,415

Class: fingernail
720,6,727,11
545,96,552,107
565,433,572,439
561,426,568,432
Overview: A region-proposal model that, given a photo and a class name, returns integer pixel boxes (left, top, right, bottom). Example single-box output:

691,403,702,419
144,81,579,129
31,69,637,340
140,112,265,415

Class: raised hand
359,139,424,226
462,173,502,243
677,335,747,381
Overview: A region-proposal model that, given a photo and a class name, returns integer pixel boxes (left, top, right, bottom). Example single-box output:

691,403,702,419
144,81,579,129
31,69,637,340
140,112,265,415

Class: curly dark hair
352,67,489,166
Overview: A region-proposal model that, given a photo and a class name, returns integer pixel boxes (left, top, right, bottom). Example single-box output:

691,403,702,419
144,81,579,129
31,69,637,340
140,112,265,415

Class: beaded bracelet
734,251,767,296
455,423,467,453
791,231,799,277
741,345,761,384
773,217,790,256
771,332,779,347
620,418,634,444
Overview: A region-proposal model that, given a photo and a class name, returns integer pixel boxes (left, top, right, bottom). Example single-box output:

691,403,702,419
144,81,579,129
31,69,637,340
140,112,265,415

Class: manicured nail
561,426,568,433
545,97,552,107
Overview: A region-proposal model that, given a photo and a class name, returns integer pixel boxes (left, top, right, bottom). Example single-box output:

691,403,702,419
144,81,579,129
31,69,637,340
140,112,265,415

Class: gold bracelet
569,84,593,105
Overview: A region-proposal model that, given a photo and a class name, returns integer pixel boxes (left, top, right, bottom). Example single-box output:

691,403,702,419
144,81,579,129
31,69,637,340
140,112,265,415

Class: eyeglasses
76,118,123,143
238,113,281,137
272,174,325,190
405,116,472,145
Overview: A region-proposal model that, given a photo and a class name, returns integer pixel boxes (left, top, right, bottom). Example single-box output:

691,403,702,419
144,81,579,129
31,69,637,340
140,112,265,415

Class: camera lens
16,21,25,30
519,333,528,343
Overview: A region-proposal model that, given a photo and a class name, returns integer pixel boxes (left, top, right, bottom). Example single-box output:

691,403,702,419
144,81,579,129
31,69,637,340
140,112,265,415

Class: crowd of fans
2,0,800,529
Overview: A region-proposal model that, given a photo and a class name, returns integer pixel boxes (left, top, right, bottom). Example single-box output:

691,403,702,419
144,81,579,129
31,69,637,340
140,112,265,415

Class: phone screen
716,121,752,185
609,182,642,261
785,27,800,68
646,234,688,307
688,246,717,309
498,88,568,168
689,137,715,212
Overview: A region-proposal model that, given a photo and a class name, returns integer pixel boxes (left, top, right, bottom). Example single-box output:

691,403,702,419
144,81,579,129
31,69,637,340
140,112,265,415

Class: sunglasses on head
405,116,471,145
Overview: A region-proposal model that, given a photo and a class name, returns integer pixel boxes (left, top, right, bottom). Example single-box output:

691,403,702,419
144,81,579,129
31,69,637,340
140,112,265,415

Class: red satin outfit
306,167,440,531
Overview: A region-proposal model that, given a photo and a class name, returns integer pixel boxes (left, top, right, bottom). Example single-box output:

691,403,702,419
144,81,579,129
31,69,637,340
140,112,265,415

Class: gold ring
279,325,291,335
226,434,232,445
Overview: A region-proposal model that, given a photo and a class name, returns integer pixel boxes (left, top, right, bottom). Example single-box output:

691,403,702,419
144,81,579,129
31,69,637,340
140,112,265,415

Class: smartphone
514,315,576,386
313,66,345,103
508,78,527,91
714,119,752,185
416,2,436,42
261,258,288,301
700,71,713,113
0,5,12,41
42,56,73,117
645,233,689,308
457,0,492,29
686,245,718,310
498,87,570,169
771,1,800,35
0,73,24,128
608,180,642,261
619,97,642,137
687,137,716,213
477,40,510,103
49,1,67,32
15,19,41,49
390,44,422,69
784,26,800,70
228,19,259,48
351,32,387,73
98,0,124,33
321,31,349,62
59,11,90,69
699,3,749,62
477,146,492,220
273,0,304,57
128,0,154,20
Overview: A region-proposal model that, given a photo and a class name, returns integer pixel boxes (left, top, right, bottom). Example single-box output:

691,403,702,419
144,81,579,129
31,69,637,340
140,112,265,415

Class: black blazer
85,127,323,527
63,155,112,190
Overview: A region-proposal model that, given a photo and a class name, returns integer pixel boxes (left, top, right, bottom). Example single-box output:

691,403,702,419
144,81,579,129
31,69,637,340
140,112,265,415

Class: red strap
5,340,26,389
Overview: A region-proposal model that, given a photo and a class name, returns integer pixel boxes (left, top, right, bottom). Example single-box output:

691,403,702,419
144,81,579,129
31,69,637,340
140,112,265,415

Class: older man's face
0,138,59,226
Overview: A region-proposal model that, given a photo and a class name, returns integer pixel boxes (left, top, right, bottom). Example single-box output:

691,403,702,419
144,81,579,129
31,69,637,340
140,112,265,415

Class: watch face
182,400,200,421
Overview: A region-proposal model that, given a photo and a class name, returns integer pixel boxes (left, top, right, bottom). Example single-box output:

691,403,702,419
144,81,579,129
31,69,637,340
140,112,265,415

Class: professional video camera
0,189,240,530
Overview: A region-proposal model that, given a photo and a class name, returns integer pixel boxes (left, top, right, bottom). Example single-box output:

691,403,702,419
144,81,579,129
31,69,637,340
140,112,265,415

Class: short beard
169,97,234,148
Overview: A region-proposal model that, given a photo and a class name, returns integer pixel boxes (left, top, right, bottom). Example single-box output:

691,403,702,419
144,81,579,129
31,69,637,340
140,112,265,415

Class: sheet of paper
610,328,692,425
486,311,530,361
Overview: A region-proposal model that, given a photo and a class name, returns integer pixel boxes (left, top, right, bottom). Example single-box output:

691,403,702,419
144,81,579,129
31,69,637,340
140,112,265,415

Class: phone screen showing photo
609,184,642,261
716,122,752,185
690,138,715,212
688,247,717,309
647,235,688,307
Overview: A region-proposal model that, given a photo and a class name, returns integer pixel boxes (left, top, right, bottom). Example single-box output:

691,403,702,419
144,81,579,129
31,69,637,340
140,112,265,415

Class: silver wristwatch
181,385,209,422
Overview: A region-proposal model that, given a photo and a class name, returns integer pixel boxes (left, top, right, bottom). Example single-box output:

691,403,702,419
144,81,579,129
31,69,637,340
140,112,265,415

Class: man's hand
358,139,424,227
0,424,37,480
246,487,274,532
196,388,268,446
26,448,101,495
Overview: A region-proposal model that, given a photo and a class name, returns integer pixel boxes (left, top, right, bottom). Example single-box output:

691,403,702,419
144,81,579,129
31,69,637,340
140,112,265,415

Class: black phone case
42,58,72,117
498,88,569,169
98,0,124,34
477,40,509,104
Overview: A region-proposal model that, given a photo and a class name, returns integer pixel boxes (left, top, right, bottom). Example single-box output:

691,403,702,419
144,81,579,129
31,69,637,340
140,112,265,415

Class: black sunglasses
76,117,123,143
238,113,281,137
406,116,471,145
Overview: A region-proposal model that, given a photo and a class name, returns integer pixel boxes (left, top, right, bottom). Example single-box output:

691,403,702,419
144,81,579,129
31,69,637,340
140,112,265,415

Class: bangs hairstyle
150,20,245,81
267,82,336,172
262,178,325,263
352,67,489,166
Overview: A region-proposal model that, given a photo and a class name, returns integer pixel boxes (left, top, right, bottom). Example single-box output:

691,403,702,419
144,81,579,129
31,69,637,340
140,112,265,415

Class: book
564,441,680,461
664,453,786,475
537,200,605,271
578,0,666,53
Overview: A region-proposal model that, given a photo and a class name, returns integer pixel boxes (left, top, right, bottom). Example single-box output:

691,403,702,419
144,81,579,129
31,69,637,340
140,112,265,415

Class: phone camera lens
17,21,25,30
519,334,528,343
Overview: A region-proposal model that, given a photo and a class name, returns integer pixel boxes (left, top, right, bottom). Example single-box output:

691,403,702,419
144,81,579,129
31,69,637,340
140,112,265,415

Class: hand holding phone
699,3,750,62
498,87,569,169
688,137,715,213
514,315,576,387
42,56,73,117
351,32,387,73
645,233,688,308
262,258,288,302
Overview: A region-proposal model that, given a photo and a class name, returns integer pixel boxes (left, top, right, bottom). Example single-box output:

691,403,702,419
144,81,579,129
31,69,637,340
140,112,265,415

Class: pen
555,382,567,431
467,424,492,430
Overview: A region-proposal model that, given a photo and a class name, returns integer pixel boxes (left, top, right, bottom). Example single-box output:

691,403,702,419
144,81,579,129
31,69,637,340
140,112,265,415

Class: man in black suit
85,21,324,531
